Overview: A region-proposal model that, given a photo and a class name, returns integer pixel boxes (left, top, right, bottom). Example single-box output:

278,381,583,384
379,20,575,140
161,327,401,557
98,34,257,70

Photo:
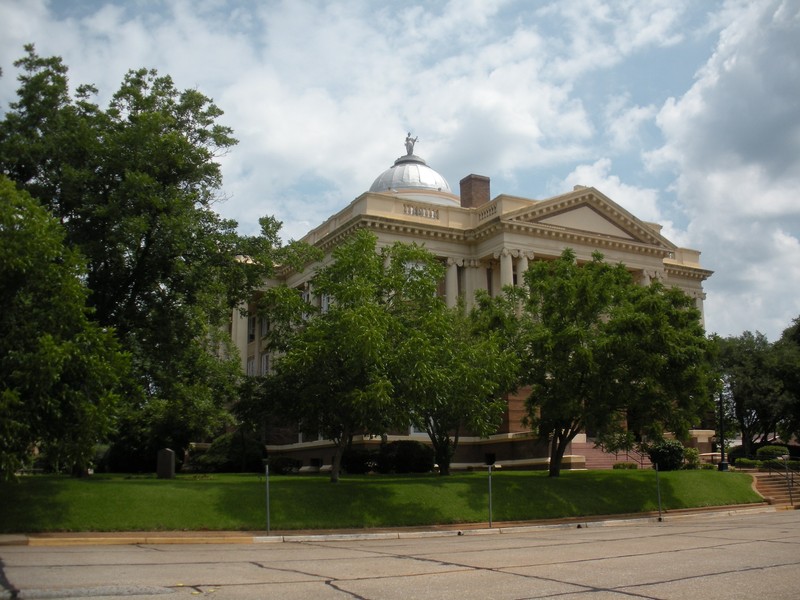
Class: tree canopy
715,324,800,456
0,45,307,470
264,230,431,482
499,248,714,476
0,176,127,479
392,301,519,475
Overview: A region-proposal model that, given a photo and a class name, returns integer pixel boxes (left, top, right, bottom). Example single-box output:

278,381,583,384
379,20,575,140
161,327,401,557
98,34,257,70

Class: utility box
157,448,175,479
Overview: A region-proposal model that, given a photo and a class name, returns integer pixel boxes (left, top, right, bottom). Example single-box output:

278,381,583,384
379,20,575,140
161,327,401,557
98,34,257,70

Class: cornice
664,263,714,281
508,189,675,250
473,218,674,259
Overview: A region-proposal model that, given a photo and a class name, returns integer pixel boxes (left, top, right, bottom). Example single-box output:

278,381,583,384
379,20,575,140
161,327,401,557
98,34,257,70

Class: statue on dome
405,132,418,156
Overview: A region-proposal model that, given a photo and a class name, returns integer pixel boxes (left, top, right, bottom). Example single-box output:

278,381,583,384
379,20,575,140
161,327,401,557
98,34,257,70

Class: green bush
612,462,638,469
683,447,701,470
761,459,787,470
646,439,685,471
699,463,717,470
735,458,759,469
756,445,789,460
268,456,301,475
726,445,746,465
342,447,375,474
195,431,265,473
376,441,434,474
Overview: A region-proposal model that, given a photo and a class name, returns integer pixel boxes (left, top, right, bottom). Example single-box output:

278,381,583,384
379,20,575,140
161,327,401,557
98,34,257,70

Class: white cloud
649,0,800,339
2,0,798,340
604,95,658,151
560,158,687,245
536,0,689,80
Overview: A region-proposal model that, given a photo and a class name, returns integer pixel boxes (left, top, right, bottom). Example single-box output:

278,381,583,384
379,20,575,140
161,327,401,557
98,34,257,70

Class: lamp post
488,463,493,528
718,391,728,471
263,459,271,534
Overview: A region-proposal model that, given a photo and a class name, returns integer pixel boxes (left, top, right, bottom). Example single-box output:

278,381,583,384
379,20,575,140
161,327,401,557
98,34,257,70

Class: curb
0,504,781,548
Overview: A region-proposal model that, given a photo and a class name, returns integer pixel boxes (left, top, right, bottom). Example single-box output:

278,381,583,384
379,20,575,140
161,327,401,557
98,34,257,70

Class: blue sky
2,0,799,341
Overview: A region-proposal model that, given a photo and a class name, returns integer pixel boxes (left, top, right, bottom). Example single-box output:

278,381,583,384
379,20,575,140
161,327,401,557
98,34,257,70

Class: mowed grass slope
0,470,761,533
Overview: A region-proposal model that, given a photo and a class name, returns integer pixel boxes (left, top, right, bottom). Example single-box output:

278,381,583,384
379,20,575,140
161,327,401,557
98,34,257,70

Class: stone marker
157,448,175,479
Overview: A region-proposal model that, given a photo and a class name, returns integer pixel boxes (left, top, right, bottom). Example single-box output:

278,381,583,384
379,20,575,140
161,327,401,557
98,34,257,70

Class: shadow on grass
1,471,759,533
214,474,457,531
460,470,677,522
0,477,71,533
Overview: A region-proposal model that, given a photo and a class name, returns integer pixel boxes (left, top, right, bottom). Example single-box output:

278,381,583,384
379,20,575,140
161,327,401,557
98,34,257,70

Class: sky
1,0,799,341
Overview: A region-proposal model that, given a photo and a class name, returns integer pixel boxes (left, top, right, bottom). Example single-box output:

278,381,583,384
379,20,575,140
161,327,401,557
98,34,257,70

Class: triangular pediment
504,187,675,249
539,205,634,239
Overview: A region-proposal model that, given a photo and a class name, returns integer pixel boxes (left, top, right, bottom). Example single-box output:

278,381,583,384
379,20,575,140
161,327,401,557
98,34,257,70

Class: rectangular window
247,317,256,342
260,353,269,375
246,356,256,377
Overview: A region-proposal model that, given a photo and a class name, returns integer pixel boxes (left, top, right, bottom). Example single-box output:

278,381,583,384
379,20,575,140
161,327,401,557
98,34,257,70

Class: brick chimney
460,174,490,208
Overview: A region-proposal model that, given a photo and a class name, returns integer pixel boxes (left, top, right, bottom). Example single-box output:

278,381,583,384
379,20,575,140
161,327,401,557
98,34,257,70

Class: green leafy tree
774,317,800,443
0,46,309,466
393,302,519,475
266,230,437,482
511,248,713,477
608,282,715,442
0,176,127,479
716,331,790,457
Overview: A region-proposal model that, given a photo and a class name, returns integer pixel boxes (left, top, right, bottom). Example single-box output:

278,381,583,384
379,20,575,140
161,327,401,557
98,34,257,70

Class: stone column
232,302,249,373
496,249,514,290
464,259,486,310
516,251,532,287
445,258,461,308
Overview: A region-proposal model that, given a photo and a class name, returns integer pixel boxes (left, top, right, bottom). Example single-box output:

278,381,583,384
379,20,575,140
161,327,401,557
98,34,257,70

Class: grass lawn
0,470,761,533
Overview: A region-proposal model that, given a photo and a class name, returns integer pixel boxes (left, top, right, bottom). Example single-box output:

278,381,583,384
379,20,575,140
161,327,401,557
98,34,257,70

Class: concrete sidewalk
0,503,786,547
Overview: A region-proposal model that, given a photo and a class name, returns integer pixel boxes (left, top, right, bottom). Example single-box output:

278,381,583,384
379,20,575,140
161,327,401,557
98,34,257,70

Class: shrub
342,447,375,474
683,447,700,470
762,458,787,470
646,439,685,471
735,458,759,469
268,456,301,475
726,445,746,465
612,462,638,470
376,441,434,474
756,445,789,460
195,431,265,473
699,463,717,470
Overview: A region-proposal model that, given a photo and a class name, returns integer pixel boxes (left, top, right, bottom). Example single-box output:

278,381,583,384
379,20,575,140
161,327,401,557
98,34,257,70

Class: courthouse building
231,137,713,471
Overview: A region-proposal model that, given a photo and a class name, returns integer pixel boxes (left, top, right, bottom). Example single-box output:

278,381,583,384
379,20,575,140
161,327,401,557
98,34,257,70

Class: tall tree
0,46,303,466
774,317,800,443
717,331,794,457
608,282,715,442
0,176,127,479
392,302,519,475
265,230,438,482
510,248,713,476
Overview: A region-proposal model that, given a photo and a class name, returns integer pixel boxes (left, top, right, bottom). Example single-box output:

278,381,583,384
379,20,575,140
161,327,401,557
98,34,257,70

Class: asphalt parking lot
1,508,799,599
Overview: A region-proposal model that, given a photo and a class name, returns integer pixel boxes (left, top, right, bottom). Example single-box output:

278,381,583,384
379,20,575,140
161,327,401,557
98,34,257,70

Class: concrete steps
751,472,797,506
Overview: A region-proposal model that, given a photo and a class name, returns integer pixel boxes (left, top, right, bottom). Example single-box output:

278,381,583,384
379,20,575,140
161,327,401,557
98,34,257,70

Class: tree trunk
435,444,452,476
429,428,456,476
330,444,343,483
548,430,570,477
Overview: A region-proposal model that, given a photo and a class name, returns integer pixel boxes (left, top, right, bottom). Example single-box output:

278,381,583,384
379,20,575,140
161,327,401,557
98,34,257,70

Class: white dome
369,154,453,194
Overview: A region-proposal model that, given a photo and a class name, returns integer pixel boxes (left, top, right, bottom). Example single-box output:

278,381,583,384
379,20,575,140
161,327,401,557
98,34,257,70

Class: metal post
655,463,663,521
782,455,794,506
718,391,728,471
488,464,493,528
265,462,271,534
